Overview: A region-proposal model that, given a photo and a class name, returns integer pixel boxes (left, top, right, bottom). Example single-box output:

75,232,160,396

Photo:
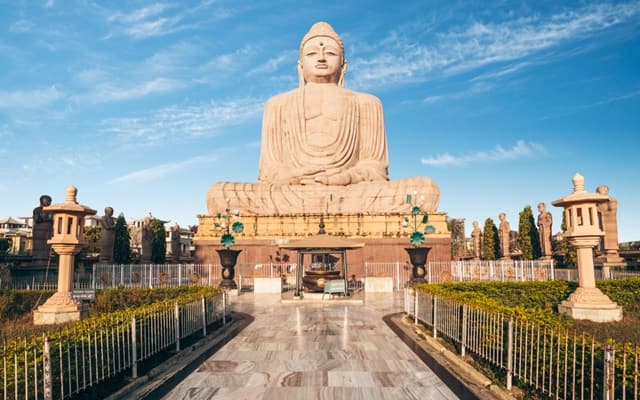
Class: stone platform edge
384,313,516,400
106,312,253,400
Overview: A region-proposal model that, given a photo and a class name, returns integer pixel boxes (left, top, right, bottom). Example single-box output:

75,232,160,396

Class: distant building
165,225,194,261
128,217,193,261
0,216,32,254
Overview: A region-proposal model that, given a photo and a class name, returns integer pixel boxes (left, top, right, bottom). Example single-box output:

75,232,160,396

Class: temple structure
195,22,450,267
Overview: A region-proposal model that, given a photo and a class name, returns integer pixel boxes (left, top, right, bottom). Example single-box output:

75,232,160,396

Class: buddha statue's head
298,22,348,87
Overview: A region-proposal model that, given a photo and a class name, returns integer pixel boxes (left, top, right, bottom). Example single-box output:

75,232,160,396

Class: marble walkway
163,293,459,400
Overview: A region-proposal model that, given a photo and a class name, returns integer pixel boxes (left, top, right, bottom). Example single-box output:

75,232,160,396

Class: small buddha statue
206,21,440,215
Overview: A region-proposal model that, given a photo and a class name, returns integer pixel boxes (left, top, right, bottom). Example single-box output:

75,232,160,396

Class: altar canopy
278,234,364,297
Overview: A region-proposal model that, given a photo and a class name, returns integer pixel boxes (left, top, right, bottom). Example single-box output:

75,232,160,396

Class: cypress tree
113,213,132,264
482,218,500,260
518,205,541,260
150,218,166,264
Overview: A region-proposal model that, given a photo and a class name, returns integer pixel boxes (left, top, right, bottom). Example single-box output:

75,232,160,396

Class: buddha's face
300,36,342,84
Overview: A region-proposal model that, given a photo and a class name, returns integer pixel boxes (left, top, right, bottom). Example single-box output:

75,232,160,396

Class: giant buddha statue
206,22,440,215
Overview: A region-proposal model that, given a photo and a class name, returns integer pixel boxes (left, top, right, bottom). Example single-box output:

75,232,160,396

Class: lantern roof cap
552,173,608,208
43,185,97,216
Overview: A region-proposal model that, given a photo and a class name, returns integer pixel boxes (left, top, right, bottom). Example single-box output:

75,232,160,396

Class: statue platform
194,212,451,271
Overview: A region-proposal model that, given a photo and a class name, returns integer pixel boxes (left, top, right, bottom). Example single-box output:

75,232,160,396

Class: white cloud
421,140,548,167
88,78,182,103
247,52,296,76
10,20,34,33
102,97,264,146
0,87,62,109
44,0,55,8
422,81,494,105
540,88,640,120
109,155,215,184
106,3,186,39
350,2,640,89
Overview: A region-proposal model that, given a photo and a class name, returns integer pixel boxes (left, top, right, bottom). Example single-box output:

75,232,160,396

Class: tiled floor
163,293,459,399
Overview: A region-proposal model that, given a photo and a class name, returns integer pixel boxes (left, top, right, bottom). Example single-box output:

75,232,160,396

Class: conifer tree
83,226,101,254
150,218,166,264
482,218,500,260
113,213,132,264
517,205,542,260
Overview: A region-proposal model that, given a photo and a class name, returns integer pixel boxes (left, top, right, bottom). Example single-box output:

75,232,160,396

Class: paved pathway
163,293,459,399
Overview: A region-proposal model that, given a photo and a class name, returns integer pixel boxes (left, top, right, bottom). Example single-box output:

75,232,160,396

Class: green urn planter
217,249,241,289
405,247,430,284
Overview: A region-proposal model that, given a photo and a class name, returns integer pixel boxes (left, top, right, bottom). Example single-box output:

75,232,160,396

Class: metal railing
4,260,639,292
90,263,221,289
1,291,228,400
405,288,639,399
366,260,555,289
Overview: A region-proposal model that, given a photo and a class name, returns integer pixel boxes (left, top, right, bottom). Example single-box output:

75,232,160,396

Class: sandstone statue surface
498,212,510,259
471,220,482,260
32,195,53,262
206,21,439,215
99,207,116,263
596,185,623,263
140,217,153,264
170,223,181,261
537,202,553,258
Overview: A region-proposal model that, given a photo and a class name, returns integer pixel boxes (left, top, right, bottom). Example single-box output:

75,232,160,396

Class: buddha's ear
339,60,348,87
297,60,305,88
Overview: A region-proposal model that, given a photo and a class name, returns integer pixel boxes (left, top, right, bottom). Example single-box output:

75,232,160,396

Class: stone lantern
551,174,622,322
33,186,96,325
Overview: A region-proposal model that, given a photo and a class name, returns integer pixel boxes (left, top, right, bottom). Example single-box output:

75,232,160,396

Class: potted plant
214,203,244,289
402,193,436,284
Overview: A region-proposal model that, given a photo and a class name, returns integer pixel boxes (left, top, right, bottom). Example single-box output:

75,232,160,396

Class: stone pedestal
558,287,622,322
254,277,282,293
33,292,89,325
365,276,393,292
552,174,623,323
32,186,96,325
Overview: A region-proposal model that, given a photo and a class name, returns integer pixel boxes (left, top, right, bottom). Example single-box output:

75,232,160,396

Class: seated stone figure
206,21,439,215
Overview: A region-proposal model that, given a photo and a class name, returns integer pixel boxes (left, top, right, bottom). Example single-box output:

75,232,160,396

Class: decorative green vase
216,249,241,289
405,247,431,284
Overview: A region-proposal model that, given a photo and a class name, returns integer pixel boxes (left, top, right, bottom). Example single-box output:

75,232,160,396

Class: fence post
208,264,212,286
201,296,207,337
414,289,418,325
174,302,181,352
395,261,400,290
178,264,183,286
433,295,438,338
222,292,227,325
131,316,137,379
92,265,96,289
604,344,615,400
507,316,513,390
461,304,468,358
427,263,432,284
550,260,555,281
148,264,153,289
43,335,53,400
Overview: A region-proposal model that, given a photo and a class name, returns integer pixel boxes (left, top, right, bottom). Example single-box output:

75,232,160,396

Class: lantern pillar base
33,292,89,325
558,287,622,323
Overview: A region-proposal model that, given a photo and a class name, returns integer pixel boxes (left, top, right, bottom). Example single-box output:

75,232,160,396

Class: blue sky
1,1,639,242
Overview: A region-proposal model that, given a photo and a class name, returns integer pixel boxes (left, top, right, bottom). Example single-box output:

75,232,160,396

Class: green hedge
0,289,55,322
415,279,640,326
0,286,222,341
